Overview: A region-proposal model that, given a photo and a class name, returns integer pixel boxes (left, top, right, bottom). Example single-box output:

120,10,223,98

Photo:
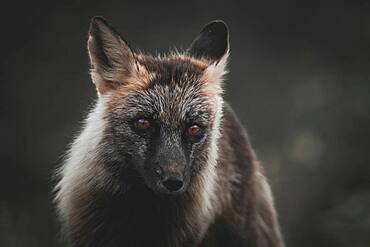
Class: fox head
85,17,229,195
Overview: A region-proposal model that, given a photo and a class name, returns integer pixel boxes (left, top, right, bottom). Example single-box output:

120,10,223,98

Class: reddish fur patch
103,54,212,117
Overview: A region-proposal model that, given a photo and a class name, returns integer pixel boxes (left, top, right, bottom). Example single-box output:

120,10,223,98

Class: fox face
87,17,229,195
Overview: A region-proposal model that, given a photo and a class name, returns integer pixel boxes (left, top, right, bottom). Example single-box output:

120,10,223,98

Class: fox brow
137,55,207,87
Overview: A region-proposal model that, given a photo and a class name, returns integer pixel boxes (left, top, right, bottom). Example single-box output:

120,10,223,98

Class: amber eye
134,118,151,130
186,125,201,137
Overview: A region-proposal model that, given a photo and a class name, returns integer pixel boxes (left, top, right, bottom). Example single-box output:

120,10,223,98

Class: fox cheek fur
54,16,285,247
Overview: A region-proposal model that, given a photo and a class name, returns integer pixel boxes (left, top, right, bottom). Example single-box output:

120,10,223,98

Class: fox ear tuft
88,16,135,94
188,20,229,63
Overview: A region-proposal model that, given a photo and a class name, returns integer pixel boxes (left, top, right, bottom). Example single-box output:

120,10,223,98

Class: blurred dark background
1,0,370,246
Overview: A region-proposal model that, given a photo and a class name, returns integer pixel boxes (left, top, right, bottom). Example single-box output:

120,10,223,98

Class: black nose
162,176,183,192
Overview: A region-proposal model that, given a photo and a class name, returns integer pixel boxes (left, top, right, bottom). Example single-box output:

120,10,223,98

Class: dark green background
1,1,369,246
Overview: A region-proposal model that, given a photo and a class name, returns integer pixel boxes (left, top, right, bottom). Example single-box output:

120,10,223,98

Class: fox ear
188,20,229,63
88,16,136,94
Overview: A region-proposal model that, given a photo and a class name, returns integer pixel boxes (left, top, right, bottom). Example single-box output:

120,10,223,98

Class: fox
54,16,285,247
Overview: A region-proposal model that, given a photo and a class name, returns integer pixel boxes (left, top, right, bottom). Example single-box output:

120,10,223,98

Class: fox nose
162,175,183,192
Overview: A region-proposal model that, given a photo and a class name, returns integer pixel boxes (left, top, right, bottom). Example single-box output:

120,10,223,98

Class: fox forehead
104,55,215,126
129,84,211,126
137,54,208,78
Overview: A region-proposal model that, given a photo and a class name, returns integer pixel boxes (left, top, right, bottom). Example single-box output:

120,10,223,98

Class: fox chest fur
54,17,284,247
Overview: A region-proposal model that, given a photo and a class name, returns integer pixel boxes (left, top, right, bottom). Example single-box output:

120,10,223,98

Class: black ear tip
202,20,229,38
188,20,229,61
90,16,107,27
89,16,109,35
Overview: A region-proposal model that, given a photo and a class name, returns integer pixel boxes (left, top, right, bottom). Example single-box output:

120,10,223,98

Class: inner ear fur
88,16,136,94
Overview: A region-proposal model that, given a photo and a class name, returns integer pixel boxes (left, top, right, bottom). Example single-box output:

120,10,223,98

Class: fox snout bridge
155,160,185,192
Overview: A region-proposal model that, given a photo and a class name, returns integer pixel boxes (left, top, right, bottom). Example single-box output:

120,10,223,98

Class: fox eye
186,124,201,137
134,118,151,130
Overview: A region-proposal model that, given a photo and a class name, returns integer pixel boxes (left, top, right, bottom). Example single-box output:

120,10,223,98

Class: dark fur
55,17,284,247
